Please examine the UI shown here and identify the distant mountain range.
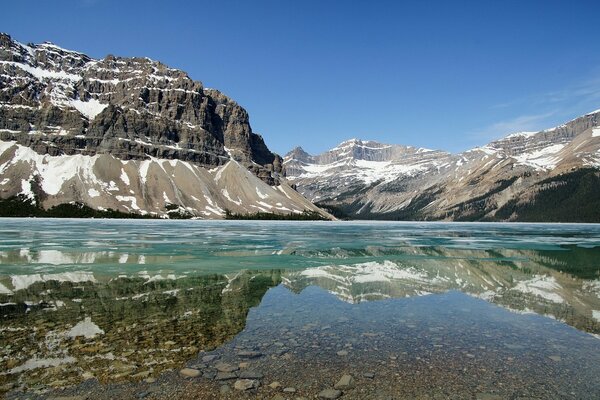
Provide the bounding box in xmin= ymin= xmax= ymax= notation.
xmin=0 ymin=33 xmax=327 ymax=218
xmin=1 ymin=32 xmax=599 ymax=221
xmin=284 ymin=110 xmax=600 ymax=221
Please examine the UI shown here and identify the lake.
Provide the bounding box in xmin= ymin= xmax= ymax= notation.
xmin=1 ymin=219 xmax=599 ymax=399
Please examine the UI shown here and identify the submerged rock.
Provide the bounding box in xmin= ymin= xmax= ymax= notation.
xmin=238 ymin=350 xmax=263 ymax=358
xmin=318 ymin=388 xmax=342 ymax=399
xmin=179 ymin=368 xmax=201 ymax=378
xmin=239 ymin=369 xmax=264 ymax=379
xmin=215 ymin=372 xmax=238 ymax=381
xmin=215 ymin=362 xmax=239 ymax=373
xmin=334 ymin=374 xmax=354 ymax=390
xmin=234 ymin=379 xmax=260 ymax=390
xmin=220 ymin=384 xmax=231 ymax=394
xmin=268 ymin=381 xmax=282 ymax=389
xmin=202 ymin=355 xmax=219 ymax=363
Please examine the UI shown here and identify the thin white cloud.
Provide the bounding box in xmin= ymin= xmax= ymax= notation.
xmin=477 ymin=70 xmax=600 ymax=144
xmin=491 ymin=72 xmax=600 ymax=112
xmin=472 ymin=112 xmax=556 ymax=142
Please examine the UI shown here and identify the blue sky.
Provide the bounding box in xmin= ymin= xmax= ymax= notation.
xmin=2 ymin=0 xmax=600 ymax=155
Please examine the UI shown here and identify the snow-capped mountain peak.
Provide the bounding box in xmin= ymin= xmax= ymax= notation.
xmin=285 ymin=109 xmax=600 ymax=220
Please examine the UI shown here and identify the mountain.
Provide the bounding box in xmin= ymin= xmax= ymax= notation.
xmin=284 ymin=111 xmax=600 ymax=221
xmin=0 ymin=33 xmax=327 ymax=218
xmin=282 ymin=248 xmax=600 ymax=336
xmin=0 ymin=269 xmax=281 ymax=390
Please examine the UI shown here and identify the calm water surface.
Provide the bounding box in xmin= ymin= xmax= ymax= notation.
xmin=0 ymin=219 xmax=599 ymax=399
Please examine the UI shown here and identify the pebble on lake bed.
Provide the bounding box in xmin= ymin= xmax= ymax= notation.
xmin=234 ymin=379 xmax=260 ymax=390
xmin=215 ymin=362 xmax=239 ymax=372
xmin=318 ymin=388 xmax=343 ymax=399
xmin=215 ymin=372 xmax=238 ymax=381
xmin=179 ymin=368 xmax=201 ymax=378
xmin=334 ymin=374 xmax=354 ymax=390
xmin=201 ymin=355 xmax=218 ymax=363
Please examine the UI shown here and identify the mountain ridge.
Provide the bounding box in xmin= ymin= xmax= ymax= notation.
xmin=0 ymin=33 xmax=330 ymax=219
xmin=284 ymin=110 xmax=600 ymax=221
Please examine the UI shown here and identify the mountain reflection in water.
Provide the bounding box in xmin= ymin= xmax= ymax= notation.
xmin=0 ymin=270 xmax=282 ymax=392
xmin=0 ymin=220 xmax=599 ymax=398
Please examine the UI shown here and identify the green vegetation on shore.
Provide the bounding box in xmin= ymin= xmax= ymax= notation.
xmin=224 ymin=209 xmax=328 ymax=220
xmin=0 ymin=196 xmax=329 ymax=220
xmin=492 ymin=168 xmax=600 ymax=223
xmin=0 ymin=196 xmax=159 ymax=219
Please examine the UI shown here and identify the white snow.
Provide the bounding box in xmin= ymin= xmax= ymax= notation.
xmin=10 ymin=271 xmax=96 ymax=291
xmin=512 ymin=275 xmax=564 ymax=304
xmin=256 ymin=187 xmax=269 ymax=199
xmin=222 ymin=188 xmax=242 ymax=205
xmin=300 ymin=261 xmax=429 ymax=285
xmin=66 ymin=317 xmax=104 ymax=339
xmin=38 ymin=42 xmax=86 ymax=55
xmin=88 ymin=188 xmax=100 ymax=197
xmin=0 ymin=61 xmax=81 ymax=81
xmin=0 ymin=282 xmax=13 ymax=295
xmin=139 ymin=160 xmax=151 ymax=185
xmin=276 ymin=185 xmax=294 ymax=200
xmin=506 ymin=131 xmax=538 ymax=139
xmin=257 ymin=201 xmax=274 ymax=209
xmin=120 ymin=169 xmax=130 ymax=186
xmin=513 ymin=144 xmax=565 ymax=170
xmin=68 ymin=98 xmax=107 ymax=120
xmin=593 ymin=310 xmax=600 ymax=322
xmin=8 ymin=356 xmax=76 ymax=374
xmin=1 ymin=143 xmax=101 ymax=195
xmin=298 ymin=157 xmax=432 ymax=184
xmin=116 ymin=195 xmax=140 ymax=210
xmin=473 ymin=146 xmax=499 ymax=156
xmin=592 ymin=128 xmax=600 ymax=138
xmin=352 ymin=261 xmax=428 ymax=283
xmin=20 ymin=179 xmax=35 ymax=202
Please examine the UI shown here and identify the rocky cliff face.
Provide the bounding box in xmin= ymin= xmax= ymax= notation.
xmin=0 ymin=33 xmax=328 ymax=218
xmin=285 ymin=111 xmax=600 ymax=221
xmin=0 ymin=33 xmax=281 ymax=179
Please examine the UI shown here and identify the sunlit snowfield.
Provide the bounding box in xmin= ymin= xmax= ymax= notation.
xmin=1 ymin=219 xmax=599 ymax=399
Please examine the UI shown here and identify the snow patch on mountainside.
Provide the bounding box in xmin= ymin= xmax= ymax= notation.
xmin=513 ymin=144 xmax=565 ymax=170
xmin=68 ymin=98 xmax=107 ymax=120
xmin=0 ymin=60 xmax=81 ymax=82
xmin=67 ymin=317 xmax=104 ymax=339
xmin=513 ymin=275 xmax=564 ymax=303
xmin=0 ymin=140 xmax=328 ymax=219
xmin=506 ymin=131 xmax=538 ymax=139
xmin=10 ymin=271 xmax=97 ymax=291
xmin=300 ymin=260 xmax=431 ymax=284
xmin=297 ymin=158 xmax=437 ymax=184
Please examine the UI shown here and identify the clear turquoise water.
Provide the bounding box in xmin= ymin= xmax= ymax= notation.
xmin=2 ymin=218 xmax=600 ymax=275
xmin=1 ymin=219 xmax=600 ymax=398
